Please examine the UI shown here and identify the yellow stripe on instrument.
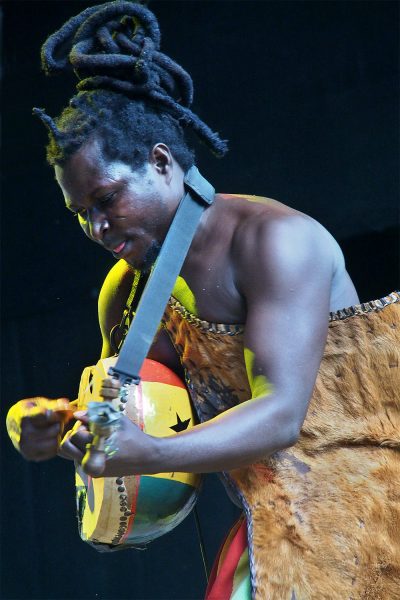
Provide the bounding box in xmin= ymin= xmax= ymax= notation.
xmin=141 ymin=381 xmax=194 ymax=436
xmin=135 ymin=381 xmax=197 ymax=485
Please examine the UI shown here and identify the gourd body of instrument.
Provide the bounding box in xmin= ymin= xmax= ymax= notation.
xmin=75 ymin=357 xmax=201 ymax=549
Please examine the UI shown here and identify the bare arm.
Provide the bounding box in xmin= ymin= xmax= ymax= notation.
xmin=89 ymin=215 xmax=334 ymax=475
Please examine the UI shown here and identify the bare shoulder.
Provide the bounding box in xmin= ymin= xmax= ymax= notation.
xmin=226 ymin=194 xmax=359 ymax=311
xmin=232 ymin=205 xmax=336 ymax=298
xmin=98 ymin=260 xmax=136 ymax=355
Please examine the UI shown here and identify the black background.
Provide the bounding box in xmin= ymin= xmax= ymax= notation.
xmin=1 ymin=1 xmax=399 ymax=599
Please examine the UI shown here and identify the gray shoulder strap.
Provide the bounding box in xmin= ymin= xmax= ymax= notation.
xmin=108 ymin=166 xmax=214 ymax=385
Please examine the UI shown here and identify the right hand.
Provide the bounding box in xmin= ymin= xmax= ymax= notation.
xmin=6 ymin=397 xmax=73 ymax=461
xmin=58 ymin=413 xmax=93 ymax=463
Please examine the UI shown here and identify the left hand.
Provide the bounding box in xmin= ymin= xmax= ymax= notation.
xmin=58 ymin=375 xmax=121 ymax=464
xmin=79 ymin=411 xmax=158 ymax=478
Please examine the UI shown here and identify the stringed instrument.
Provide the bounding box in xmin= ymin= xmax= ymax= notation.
xmin=74 ymin=356 xmax=201 ymax=550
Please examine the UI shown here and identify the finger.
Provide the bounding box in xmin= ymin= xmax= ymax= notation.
xmin=25 ymin=410 xmax=65 ymax=428
xmin=64 ymin=427 xmax=93 ymax=452
xmin=59 ymin=426 xmax=92 ymax=460
xmin=29 ymin=450 xmax=58 ymax=462
xmin=73 ymin=411 xmax=89 ymax=424
xmin=21 ymin=420 xmax=62 ymax=439
xmin=82 ymin=447 xmax=106 ymax=477
xmin=20 ymin=437 xmax=60 ymax=461
xmin=58 ymin=437 xmax=85 ymax=462
xmin=99 ymin=387 xmax=121 ymax=400
xmin=73 ymin=433 xmax=93 ymax=454
xmin=101 ymin=377 xmax=121 ymax=390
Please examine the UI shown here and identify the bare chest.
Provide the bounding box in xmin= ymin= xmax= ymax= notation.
xmin=178 ymin=245 xmax=245 ymax=324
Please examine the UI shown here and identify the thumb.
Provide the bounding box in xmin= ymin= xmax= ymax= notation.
xmin=73 ymin=410 xmax=89 ymax=424
xmin=81 ymin=446 xmax=106 ymax=477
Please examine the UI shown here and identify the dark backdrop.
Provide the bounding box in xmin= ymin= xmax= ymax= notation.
xmin=1 ymin=1 xmax=399 ymax=599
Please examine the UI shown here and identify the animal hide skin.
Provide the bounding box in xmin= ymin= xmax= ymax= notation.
xmin=163 ymin=293 xmax=400 ymax=600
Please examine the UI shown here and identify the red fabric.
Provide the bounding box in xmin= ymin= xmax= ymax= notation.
xmin=205 ymin=517 xmax=248 ymax=600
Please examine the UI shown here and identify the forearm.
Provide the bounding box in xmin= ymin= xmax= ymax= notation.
xmin=148 ymin=394 xmax=300 ymax=474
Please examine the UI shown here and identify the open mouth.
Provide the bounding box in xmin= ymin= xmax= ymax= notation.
xmin=112 ymin=241 xmax=126 ymax=255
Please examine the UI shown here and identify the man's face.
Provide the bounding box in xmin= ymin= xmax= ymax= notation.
xmin=55 ymin=139 xmax=178 ymax=271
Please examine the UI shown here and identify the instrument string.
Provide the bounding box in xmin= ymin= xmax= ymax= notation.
xmin=193 ymin=506 xmax=209 ymax=584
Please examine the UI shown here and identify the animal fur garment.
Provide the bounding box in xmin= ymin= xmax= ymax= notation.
xmin=163 ymin=292 xmax=400 ymax=600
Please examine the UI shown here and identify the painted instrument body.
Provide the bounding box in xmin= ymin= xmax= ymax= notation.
xmin=75 ymin=357 xmax=201 ymax=550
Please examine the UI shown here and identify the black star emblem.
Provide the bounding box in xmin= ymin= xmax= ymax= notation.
xmin=170 ymin=413 xmax=191 ymax=433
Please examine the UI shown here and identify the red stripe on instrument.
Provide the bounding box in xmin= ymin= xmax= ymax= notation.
xmin=139 ymin=359 xmax=186 ymax=388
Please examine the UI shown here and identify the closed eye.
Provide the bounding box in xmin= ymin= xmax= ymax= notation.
xmin=98 ymin=191 xmax=117 ymax=207
xmin=65 ymin=190 xmax=116 ymax=219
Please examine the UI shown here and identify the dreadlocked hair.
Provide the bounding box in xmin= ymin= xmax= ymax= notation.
xmin=33 ymin=0 xmax=228 ymax=170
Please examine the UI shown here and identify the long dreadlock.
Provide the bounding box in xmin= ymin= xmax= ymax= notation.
xmin=33 ymin=1 xmax=228 ymax=170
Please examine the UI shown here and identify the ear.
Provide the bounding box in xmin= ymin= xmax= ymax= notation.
xmin=149 ymin=144 xmax=173 ymax=179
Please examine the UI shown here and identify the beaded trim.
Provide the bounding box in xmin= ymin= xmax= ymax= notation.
xmin=110 ymin=383 xmax=131 ymax=546
xmin=329 ymin=291 xmax=400 ymax=322
xmin=168 ymin=292 xmax=400 ymax=332
xmin=168 ymin=297 xmax=244 ymax=335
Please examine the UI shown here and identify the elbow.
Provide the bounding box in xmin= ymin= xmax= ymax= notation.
xmin=274 ymin=406 xmax=302 ymax=450
xmin=283 ymin=424 xmax=300 ymax=448
xmin=254 ymin=418 xmax=299 ymax=463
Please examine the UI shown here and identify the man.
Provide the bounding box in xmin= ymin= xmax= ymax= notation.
xmin=6 ymin=2 xmax=400 ymax=598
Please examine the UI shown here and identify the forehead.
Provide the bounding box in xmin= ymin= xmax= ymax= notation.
xmin=54 ymin=139 xmax=138 ymax=202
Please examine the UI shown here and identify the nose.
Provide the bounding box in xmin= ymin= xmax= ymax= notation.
xmin=85 ymin=207 xmax=109 ymax=243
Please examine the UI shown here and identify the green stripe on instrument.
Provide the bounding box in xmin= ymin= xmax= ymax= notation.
xmin=124 ymin=476 xmax=197 ymax=545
